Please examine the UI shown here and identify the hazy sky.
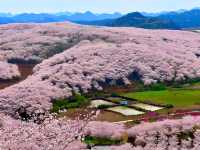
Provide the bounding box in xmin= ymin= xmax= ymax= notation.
xmin=1 ymin=0 xmax=200 ymax=14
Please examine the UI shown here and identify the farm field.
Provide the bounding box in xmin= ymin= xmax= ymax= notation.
xmin=132 ymin=103 xmax=164 ymax=111
xmin=107 ymin=106 xmax=144 ymax=116
xmin=123 ymin=89 xmax=200 ymax=107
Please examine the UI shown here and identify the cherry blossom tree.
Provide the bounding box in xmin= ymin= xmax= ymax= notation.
xmin=1 ymin=23 xmax=200 ymax=149
xmin=0 ymin=61 xmax=20 ymax=80
xmin=85 ymin=116 xmax=200 ymax=149
xmin=1 ymin=22 xmax=200 ymax=116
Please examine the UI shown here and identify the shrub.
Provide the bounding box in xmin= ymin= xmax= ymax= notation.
xmin=71 ymin=93 xmax=88 ymax=103
xmin=132 ymin=120 xmax=141 ymax=125
xmin=171 ymin=78 xmax=200 ymax=88
xmin=111 ymin=93 xmax=119 ymax=97
xmin=177 ymin=131 xmax=194 ymax=141
xmin=84 ymin=136 xmax=121 ymax=146
xmin=171 ymin=82 xmax=183 ymax=88
xmin=84 ymin=91 xmax=106 ymax=99
xmin=51 ymin=105 xmax=61 ymax=113
xmin=51 ymin=93 xmax=89 ymax=113
xmin=165 ymin=104 xmax=174 ymax=109
xmin=146 ymin=83 xmax=167 ymax=91
xmin=97 ymin=104 xmax=111 ymax=109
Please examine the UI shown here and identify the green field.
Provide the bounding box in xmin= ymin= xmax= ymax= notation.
xmin=123 ymin=89 xmax=200 ymax=107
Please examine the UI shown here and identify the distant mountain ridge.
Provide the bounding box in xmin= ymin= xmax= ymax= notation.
xmin=0 ymin=11 xmax=122 ymax=24
xmin=1 ymin=8 xmax=200 ymax=29
xmin=158 ymin=9 xmax=200 ymax=28
xmin=78 ymin=12 xmax=180 ymax=30
xmin=77 ymin=8 xmax=200 ymax=29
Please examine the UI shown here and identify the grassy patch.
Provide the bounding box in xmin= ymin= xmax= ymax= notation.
xmin=84 ymin=136 xmax=121 ymax=146
xmin=51 ymin=93 xmax=89 ymax=113
xmin=107 ymin=97 xmax=122 ymax=103
xmin=123 ymin=89 xmax=200 ymax=107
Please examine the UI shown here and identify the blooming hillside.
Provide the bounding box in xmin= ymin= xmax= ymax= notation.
xmin=1 ymin=23 xmax=200 ymax=116
xmin=0 ymin=22 xmax=125 ymax=63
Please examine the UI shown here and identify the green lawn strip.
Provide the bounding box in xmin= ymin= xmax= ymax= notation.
xmin=84 ymin=136 xmax=121 ymax=146
xmin=106 ymin=97 xmax=122 ymax=104
xmin=122 ymin=89 xmax=200 ymax=107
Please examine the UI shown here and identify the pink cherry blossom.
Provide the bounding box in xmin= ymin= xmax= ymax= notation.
xmin=85 ymin=116 xmax=200 ymax=149
xmin=0 ymin=113 xmax=87 ymax=150
xmin=1 ymin=23 xmax=200 ymax=149
xmin=84 ymin=121 xmax=125 ymax=140
xmin=1 ymin=23 xmax=200 ymax=115
xmin=0 ymin=61 xmax=20 ymax=80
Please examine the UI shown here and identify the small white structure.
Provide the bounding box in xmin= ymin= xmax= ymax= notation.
xmin=90 ymin=100 xmax=115 ymax=108
xmin=107 ymin=106 xmax=144 ymax=116
xmin=120 ymin=101 xmax=128 ymax=105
